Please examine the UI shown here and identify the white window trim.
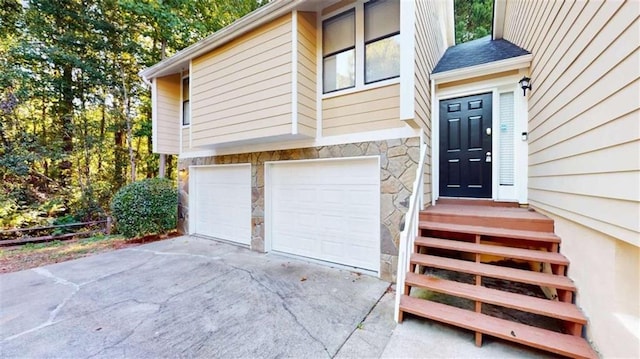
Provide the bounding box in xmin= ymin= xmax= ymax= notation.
xmin=151 ymin=78 xmax=159 ymax=153
xmin=188 ymin=62 xmax=193 ymax=149
xmin=320 ymin=0 xmax=401 ymax=99
xmin=322 ymin=77 xmax=400 ymax=99
xmin=291 ymin=10 xmax=299 ymax=135
xmin=180 ymin=74 xmax=191 ymax=129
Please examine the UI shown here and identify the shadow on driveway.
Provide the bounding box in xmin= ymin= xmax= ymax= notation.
xmin=1 ymin=236 xmax=390 ymax=358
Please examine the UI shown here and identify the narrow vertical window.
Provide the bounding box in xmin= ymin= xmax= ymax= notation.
xmin=323 ymin=9 xmax=355 ymax=93
xmin=364 ymin=0 xmax=400 ymax=84
xmin=182 ymin=77 xmax=190 ymax=126
xmin=499 ymin=92 xmax=515 ymax=186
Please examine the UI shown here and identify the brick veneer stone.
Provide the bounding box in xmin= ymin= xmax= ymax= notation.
xmin=178 ymin=137 xmax=420 ymax=281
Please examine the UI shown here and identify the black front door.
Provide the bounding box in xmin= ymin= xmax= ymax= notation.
xmin=439 ymin=93 xmax=492 ymax=198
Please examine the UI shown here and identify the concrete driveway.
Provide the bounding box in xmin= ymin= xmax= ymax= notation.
xmin=0 ymin=236 xmax=390 ymax=358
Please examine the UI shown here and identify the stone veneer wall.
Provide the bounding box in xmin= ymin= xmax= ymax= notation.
xmin=178 ymin=137 xmax=421 ymax=281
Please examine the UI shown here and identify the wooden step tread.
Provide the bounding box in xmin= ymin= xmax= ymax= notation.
xmin=422 ymin=205 xmax=551 ymax=221
xmin=411 ymin=253 xmax=577 ymax=291
xmin=399 ymin=295 xmax=597 ymax=359
xmin=415 ymin=237 xmax=569 ymax=265
xmin=405 ymin=272 xmax=586 ymax=324
xmin=419 ymin=221 xmax=560 ymax=243
xmin=434 ymin=198 xmax=520 ymax=207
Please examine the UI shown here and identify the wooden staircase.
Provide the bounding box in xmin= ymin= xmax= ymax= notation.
xmin=397 ymin=199 xmax=597 ymax=358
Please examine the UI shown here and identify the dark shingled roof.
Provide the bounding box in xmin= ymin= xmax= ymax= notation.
xmin=432 ymin=36 xmax=530 ymax=74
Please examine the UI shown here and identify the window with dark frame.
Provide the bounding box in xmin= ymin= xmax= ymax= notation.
xmin=322 ymin=9 xmax=356 ymax=93
xmin=364 ymin=0 xmax=400 ymax=84
xmin=182 ymin=77 xmax=190 ymax=126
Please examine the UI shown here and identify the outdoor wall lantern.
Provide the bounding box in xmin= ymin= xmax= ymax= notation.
xmin=519 ymin=76 xmax=532 ymax=96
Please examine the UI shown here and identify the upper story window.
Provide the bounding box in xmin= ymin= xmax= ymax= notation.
xmin=364 ymin=0 xmax=400 ymax=84
xmin=323 ymin=9 xmax=356 ymax=93
xmin=322 ymin=0 xmax=400 ymax=94
xmin=182 ymin=77 xmax=190 ymax=126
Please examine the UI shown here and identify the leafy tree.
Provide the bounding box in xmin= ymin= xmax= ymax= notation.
xmin=0 ymin=0 xmax=22 ymax=37
xmin=454 ymin=0 xmax=494 ymax=44
xmin=0 ymin=0 xmax=263 ymax=229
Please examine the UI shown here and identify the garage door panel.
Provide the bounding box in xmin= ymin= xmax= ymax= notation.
xmin=270 ymin=158 xmax=380 ymax=272
xmin=349 ymin=218 xmax=376 ymax=235
xmin=191 ymin=165 xmax=251 ymax=245
xmin=276 ymin=235 xmax=315 ymax=256
xmin=319 ymin=214 xmax=344 ymax=231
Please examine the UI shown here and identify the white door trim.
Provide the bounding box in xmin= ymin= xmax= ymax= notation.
xmin=264 ymin=156 xmax=381 ymax=274
xmin=431 ymin=71 xmax=529 ymax=204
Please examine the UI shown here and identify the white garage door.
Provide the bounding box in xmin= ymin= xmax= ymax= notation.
xmin=269 ymin=158 xmax=380 ymax=272
xmin=190 ymin=165 xmax=251 ymax=245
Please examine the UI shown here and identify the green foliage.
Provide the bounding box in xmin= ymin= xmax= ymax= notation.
xmin=0 ymin=0 xmax=22 ymax=37
xmin=0 ymin=0 xmax=262 ymax=228
xmin=21 ymin=240 xmax=64 ymax=251
xmin=110 ymin=178 xmax=177 ymax=238
xmin=51 ymin=214 xmax=77 ymax=235
xmin=0 ymin=193 xmax=66 ymax=229
xmin=454 ymin=0 xmax=493 ymax=44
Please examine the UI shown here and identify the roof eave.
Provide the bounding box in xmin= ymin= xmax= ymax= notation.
xmin=431 ymin=54 xmax=532 ymax=84
xmin=139 ymin=0 xmax=300 ymax=81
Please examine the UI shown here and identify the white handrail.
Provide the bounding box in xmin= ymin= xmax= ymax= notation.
xmin=394 ymin=140 xmax=428 ymax=322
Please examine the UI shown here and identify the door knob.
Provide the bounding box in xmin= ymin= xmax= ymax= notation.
xmin=486 ymin=152 xmax=492 ymax=163
xmin=486 ymin=128 xmax=492 ymax=135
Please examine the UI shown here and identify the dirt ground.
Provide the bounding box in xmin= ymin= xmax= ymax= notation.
xmin=0 ymin=233 xmax=178 ymax=274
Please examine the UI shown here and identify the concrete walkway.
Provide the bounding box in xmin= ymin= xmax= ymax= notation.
xmin=336 ymin=290 xmax=552 ymax=359
xmin=1 ymin=236 xmax=553 ymax=358
xmin=0 ymin=236 xmax=388 ymax=358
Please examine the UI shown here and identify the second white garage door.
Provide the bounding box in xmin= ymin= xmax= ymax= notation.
xmin=268 ymin=158 xmax=380 ymax=272
xmin=189 ymin=164 xmax=251 ymax=246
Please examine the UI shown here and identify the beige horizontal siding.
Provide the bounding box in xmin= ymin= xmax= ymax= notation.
xmin=414 ymin=0 xmax=447 ymax=133
xmin=202 ymin=124 xmax=292 ymax=145
xmin=415 ymin=0 xmax=448 ymax=205
xmin=190 ymin=14 xmax=293 ymax=147
xmin=154 ymin=74 xmax=181 ymax=154
xmin=502 ymin=0 xmax=639 ymax=245
xmin=181 ymin=129 xmax=190 ymax=153
xmin=296 ymin=11 xmax=317 ymax=138
xmin=322 ymin=84 xmax=402 ymax=136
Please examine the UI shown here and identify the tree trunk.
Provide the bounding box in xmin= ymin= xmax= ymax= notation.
xmin=166 ymin=154 xmax=174 ymax=180
xmin=59 ymin=65 xmax=75 ymax=189
xmin=114 ymin=130 xmax=125 ymax=189
xmin=120 ymin=67 xmax=136 ymax=183
xmin=98 ymin=100 xmax=106 ymax=173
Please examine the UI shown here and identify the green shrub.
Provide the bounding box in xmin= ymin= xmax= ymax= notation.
xmin=110 ymin=178 xmax=178 ymax=238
